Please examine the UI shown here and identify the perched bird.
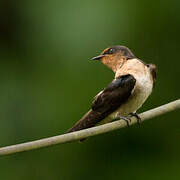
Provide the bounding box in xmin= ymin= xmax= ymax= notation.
xmin=67 ymin=45 xmax=157 ymax=134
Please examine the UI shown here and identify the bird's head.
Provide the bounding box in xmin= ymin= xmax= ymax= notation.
xmin=91 ymin=45 xmax=136 ymax=72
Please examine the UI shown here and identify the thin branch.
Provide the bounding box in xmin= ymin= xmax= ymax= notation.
xmin=0 ymin=99 xmax=180 ymax=156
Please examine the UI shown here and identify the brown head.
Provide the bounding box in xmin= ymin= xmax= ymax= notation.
xmin=91 ymin=45 xmax=136 ymax=72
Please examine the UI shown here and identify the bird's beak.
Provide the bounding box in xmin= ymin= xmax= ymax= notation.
xmin=91 ymin=54 xmax=105 ymax=60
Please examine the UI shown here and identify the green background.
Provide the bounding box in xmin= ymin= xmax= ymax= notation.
xmin=0 ymin=0 xmax=180 ymax=179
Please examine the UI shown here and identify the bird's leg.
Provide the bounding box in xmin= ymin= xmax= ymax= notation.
xmin=128 ymin=112 xmax=141 ymax=124
xmin=114 ymin=114 xmax=132 ymax=127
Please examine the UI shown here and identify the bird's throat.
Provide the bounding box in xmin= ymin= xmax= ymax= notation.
xmin=101 ymin=55 xmax=126 ymax=72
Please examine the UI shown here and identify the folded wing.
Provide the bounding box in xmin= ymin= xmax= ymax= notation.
xmin=67 ymin=74 xmax=136 ymax=133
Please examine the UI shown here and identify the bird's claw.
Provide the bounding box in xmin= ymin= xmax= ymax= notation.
xmin=128 ymin=112 xmax=141 ymax=124
xmin=117 ymin=116 xmax=132 ymax=127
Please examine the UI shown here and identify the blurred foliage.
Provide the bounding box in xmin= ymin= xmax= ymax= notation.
xmin=0 ymin=0 xmax=180 ymax=179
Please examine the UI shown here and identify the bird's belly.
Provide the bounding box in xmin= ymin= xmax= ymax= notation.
xmin=116 ymin=90 xmax=147 ymax=116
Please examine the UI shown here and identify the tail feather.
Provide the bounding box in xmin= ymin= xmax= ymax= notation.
xmin=67 ymin=109 xmax=105 ymax=133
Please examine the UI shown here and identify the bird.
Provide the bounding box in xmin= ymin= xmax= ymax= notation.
xmin=67 ymin=45 xmax=157 ymax=135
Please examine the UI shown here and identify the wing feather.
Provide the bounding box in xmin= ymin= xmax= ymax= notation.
xmin=67 ymin=74 xmax=136 ymax=133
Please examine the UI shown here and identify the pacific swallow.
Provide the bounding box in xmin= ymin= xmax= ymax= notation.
xmin=67 ymin=45 xmax=157 ymax=136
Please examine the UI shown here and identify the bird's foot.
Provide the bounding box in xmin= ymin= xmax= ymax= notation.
xmin=116 ymin=115 xmax=132 ymax=127
xmin=128 ymin=112 xmax=141 ymax=124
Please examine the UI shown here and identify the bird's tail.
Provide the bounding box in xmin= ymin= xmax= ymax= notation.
xmin=66 ymin=109 xmax=104 ymax=133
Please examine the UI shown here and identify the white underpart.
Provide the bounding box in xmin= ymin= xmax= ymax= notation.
xmin=100 ymin=59 xmax=153 ymax=124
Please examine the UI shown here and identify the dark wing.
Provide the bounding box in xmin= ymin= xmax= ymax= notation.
xmin=92 ymin=74 xmax=136 ymax=114
xmin=67 ymin=74 xmax=136 ymax=133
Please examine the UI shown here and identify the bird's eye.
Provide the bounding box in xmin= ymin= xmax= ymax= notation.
xmin=104 ymin=48 xmax=115 ymax=55
xmin=108 ymin=48 xmax=114 ymax=54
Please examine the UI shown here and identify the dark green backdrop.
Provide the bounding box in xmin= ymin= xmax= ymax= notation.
xmin=0 ymin=1 xmax=179 ymax=179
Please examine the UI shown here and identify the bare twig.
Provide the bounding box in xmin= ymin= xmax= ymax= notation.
xmin=0 ymin=99 xmax=180 ymax=156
